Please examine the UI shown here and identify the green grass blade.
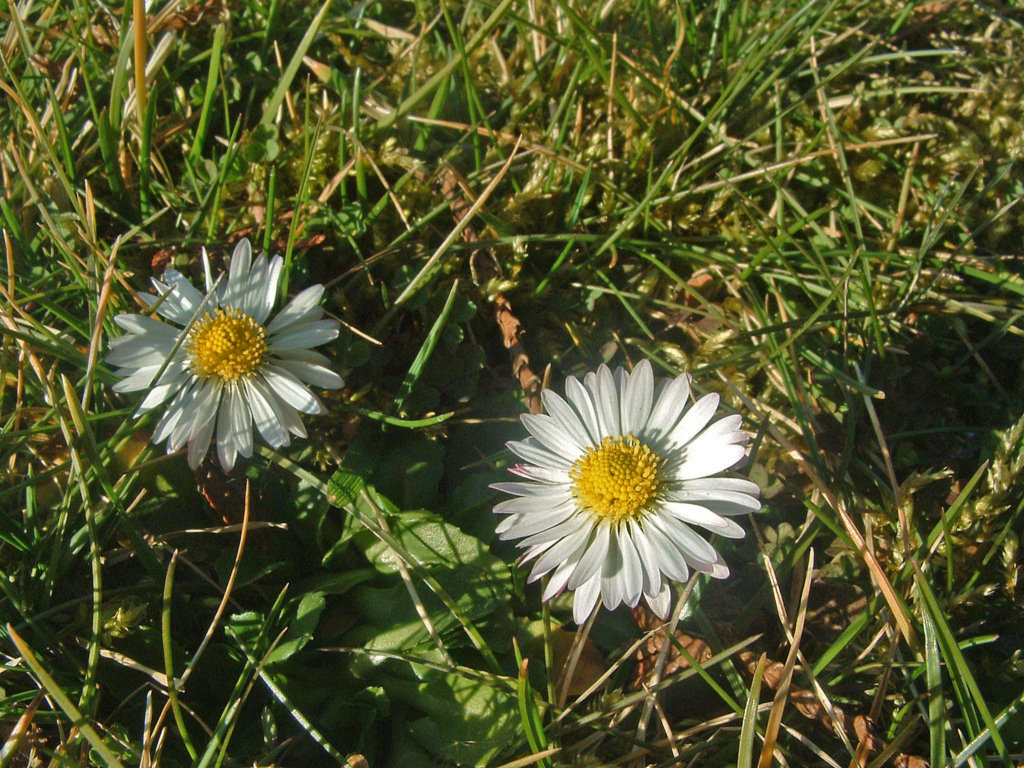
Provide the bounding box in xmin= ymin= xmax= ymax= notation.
xmin=259 ymin=0 xmax=333 ymax=127
xmin=393 ymin=280 xmax=461 ymax=415
xmin=737 ymin=653 xmax=766 ymax=768
xmin=7 ymin=625 xmax=127 ymax=768
xmin=911 ymin=560 xmax=1011 ymax=764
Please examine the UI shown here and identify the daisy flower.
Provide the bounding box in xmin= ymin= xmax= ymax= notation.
xmin=492 ymin=360 xmax=760 ymax=624
xmin=108 ymin=238 xmax=343 ymax=471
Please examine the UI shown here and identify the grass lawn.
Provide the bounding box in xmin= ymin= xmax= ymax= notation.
xmin=2 ymin=0 xmax=1024 ymax=765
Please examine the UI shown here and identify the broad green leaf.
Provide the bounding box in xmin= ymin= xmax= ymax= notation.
xmin=386 ymin=667 xmax=522 ymax=766
xmin=344 ymin=508 xmax=512 ymax=653
xmin=357 ymin=509 xmax=505 ymax=577
xmin=267 ymin=591 xmax=326 ymax=664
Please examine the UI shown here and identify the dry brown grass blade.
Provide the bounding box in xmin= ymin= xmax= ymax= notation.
xmin=132 ymin=0 xmax=147 ymax=129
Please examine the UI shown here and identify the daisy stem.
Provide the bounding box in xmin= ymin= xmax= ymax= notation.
xmin=541 ymin=585 xmax=556 ymax=706
xmin=634 ymin=576 xmax=700 ymax=747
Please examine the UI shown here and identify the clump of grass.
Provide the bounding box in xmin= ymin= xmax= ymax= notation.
xmin=1 ymin=0 xmax=1023 ymax=766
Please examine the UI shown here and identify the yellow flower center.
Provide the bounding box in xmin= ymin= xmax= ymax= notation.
xmin=570 ymin=435 xmax=662 ymax=522
xmin=187 ymin=308 xmax=267 ymax=382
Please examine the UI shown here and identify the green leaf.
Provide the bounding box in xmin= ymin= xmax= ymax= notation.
xmin=358 ymin=509 xmax=499 ymax=576
xmin=347 ymin=508 xmax=512 ymax=652
xmin=375 ymin=434 xmax=445 ymax=510
xmin=327 ymin=469 xmax=366 ymax=508
xmin=267 ymin=591 xmax=326 ymax=664
xmin=386 ymin=667 xmax=522 ymax=766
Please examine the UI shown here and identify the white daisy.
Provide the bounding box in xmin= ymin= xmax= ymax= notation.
xmin=108 ymin=238 xmax=343 ymax=471
xmin=493 ymin=360 xmax=760 ymax=624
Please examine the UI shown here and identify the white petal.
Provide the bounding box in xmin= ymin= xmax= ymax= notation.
xmin=600 ymin=535 xmax=626 ymax=610
xmin=649 ymin=514 xmax=720 ymax=569
xmin=572 ymin=574 xmax=603 ymax=624
xmin=644 ymin=582 xmax=672 ymax=619
xmin=641 ymin=518 xmax=691 ymax=582
xmin=254 ymin=374 xmax=306 ymax=438
xmin=261 ymin=365 xmax=324 ymax=414
xmin=707 ymin=551 xmax=730 ymax=579
xmin=112 ymin=364 xmax=163 ymax=393
xmin=629 ymin=519 xmax=663 ymax=598
xmin=660 ymin=501 xmax=746 ymax=538
xmin=666 ymin=392 xmax=720 ymax=449
xmin=681 ymin=476 xmax=761 ymax=496
xmin=506 ymin=439 xmax=574 ymax=470
xmin=152 ymin=387 xmax=193 ymax=444
xmin=216 ymin=398 xmax=238 ymax=471
xmin=699 ymin=497 xmax=763 ymax=516
xmin=541 ymin=558 xmax=577 ymax=602
xmin=512 ymin=510 xmax=588 ymax=547
xmin=239 ymin=253 xmax=268 ymax=319
xmin=566 ymin=523 xmax=611 ymax=590
xmin=113 ymin=313 xmax=180 ymax=338
xmin=107 ymin=337 xmax=178 ymax=368
xmin=645 ymin=372 xmax=691 ymax=439
xmin=168 ymin=379 xmax=219 ymax=451
xmin=274 ymin=357 xmax=344 ymax=389
xmin=620 ymin=359 xmax=654 ymax=435
xmin=493 ymin=493 xmax=573 ymax=518
xmin=665 ymin=486 xmax=761 ymax=515
xmin=675 ymin=443 xmax=746 ymax=480
xmin=229 ymin=385 xmax=254 ymax=459
xmin=242 ymin=377 xmax=290 ymax=448
xmin=526 ymin=520 xmax=594 ymax=580
xmin=165 ymin=382 xmax=203 ymax=450
xmin=490 ymin=482 xmax=571 ymax=498
xmin=496 ymin=504 xmax=579 ymax=539
xmin=601 ymin=528 xmax=643 ymax=609
xmin=508 ymin=464 xmax=571 ymax=484
xmin=162 ymin=270 xmax=207 ymax=321
xmin=521 ymin=413 xmax=585 ymax=459
xmin=564 ymin=375 xmax=603 ymax=445
xmin=224 ymin=238 xmax=252 ymax=309
xmin=182 ymin=380 xmax=222 ymax=446
xmin=235 ymin=252 xmax=263 ymax=316
xmin=695 ymin=413 xmax=743 ymax=440
xmin=591 ymin=366 xmax=621 ymax=437
xmin=273 ymin=346 xmax=331 ymax=368
xmin=267 ymin=320 xmax=340 ymax=351
xmin=271 ymin=389 xmax=308 ymax=438
xmin=201 ymin=247 xmax=215 ymax=293
xmin=255 ymin=256 xmax=284 ymax=325
xmin=266 ymin=284 xmax=326 ymax=335
xmin=666 ymin=485 xmax=761 ymax=507
xmin=540 ymin=389 xmax=594 ymax=451
xmin=136 ymin=368 xmax=193 ymax=410
xmin=616 ymin=525 xmax=645 ymax=607
xmin=187 ymin=407 xmax=217 ymax=468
